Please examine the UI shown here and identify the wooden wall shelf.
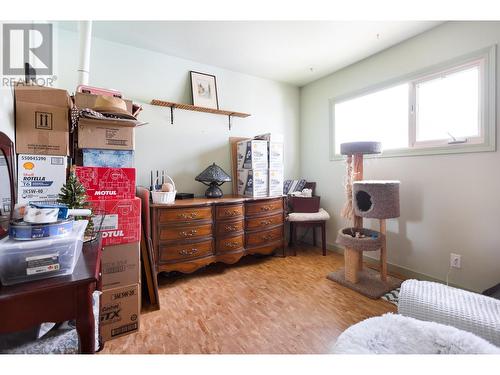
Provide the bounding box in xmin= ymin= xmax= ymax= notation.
xmin=150 ymin=99 xmax=251 ymax=130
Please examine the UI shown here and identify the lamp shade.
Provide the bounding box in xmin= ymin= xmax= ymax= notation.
xmin=195 ymin=163 xmax=231 ymax=183
xmin=195 ymin=163 xmax=231 ymax=198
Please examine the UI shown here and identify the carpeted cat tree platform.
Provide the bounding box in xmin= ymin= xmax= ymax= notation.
xmin=327 ymin=141 xmax=402 ymax=299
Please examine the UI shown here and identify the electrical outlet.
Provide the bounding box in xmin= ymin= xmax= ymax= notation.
xmin=450 ymin=253 xmax=462 ymax=269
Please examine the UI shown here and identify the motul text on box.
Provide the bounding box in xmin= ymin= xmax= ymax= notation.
xmin=91 ymin=198 xmax=141 ymax=246
xmin=75 ymin=166 xmax=136 ymax=201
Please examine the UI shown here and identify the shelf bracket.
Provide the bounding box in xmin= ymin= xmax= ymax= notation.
xmin=170 ymin=106 xmax=174 ymax=125
xmin=228 ymin=114 xmax=232 ymax=131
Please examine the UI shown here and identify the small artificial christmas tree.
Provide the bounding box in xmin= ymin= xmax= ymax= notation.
xmin=58 ymin=167 xmax=94 ymax=237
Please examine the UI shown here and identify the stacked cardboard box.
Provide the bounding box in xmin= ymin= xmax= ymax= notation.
xmin=76 ymin=169 xmax=141 ymax=342
xmin=14 ymin=86 xmax=71 ymax=204
xmin=237 ymin=140 xmax=269 ymax=197
xmin=73 ymin=91 xmax=142 ymax=343
xmin=12 ymin=85 xmax=143 ymax=342
xmin=254 ymin=134 xmax=285 ymax=197
xmin=74 ymin=92 xmax=137 ymax=167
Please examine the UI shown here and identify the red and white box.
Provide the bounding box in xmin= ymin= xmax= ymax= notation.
xmin=76 ymin=167 xmax=136 ymax=201
xmin=91 ymin=198 xmax=141 ymax=246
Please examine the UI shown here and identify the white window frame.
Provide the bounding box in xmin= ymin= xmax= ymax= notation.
xmin=329 ymin=45 xmax=496 ymax=161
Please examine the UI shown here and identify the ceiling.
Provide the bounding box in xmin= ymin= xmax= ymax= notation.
xmin=58 ymin=21 xmax=443 ymax=87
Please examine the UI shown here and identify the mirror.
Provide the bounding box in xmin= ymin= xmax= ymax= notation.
xmin=0 ymin=132 xmax=15 ymax=239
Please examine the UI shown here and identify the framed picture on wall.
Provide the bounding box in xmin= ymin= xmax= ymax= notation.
xmin=190 ymin=71 xmax=219 ymax=109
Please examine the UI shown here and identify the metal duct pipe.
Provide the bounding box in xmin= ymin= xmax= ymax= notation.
xmin=77 ymin=21 xmax=92 ymax=85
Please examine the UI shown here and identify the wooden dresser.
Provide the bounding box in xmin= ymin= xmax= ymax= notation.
xmin=150 ymin=195 xmax=285 ymax=273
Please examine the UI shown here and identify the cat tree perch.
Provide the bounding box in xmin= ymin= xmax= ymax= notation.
xmin=330 ymin=141 xmax=401 ymax=297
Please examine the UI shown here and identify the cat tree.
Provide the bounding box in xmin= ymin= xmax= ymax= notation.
xmin=328 ymin=141 xmax=401 ymax=298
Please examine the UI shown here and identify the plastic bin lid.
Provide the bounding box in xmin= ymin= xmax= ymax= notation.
xmin=0 ymin=220 xmax=88 ymax=254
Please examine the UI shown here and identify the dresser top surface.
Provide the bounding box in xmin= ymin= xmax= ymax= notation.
xmin=150 ymin=194 xmax=284 ymax=208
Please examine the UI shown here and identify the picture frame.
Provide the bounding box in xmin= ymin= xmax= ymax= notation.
xmin=190 ymin=71 xmax=219 ymax=109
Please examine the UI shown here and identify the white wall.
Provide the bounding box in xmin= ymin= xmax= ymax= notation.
xmin=300 ymin=21 xmax=500 ymax=292
xmin=54 ymin=27 xmax=300 ymax=195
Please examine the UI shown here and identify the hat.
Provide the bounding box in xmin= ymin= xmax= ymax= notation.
xmin=93 ymin=95 xmax=136 ymax=120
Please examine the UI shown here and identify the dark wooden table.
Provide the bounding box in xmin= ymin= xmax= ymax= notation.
xmin=0 ymin=239 xmax=101 ymax=353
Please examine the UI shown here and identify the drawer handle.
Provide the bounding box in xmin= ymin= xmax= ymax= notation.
xmin=179 ymin=248 xmax=198 ymax=256
xmin=178 ymin=212 xmax=199 ymax=219
xmin=224 ymin=224 xmax=238 ymax=232
xmin=224 ymin=209 xmax=240 ymax=216
xmin=179 ymin=229 xmax=198 ymax=238
xmin=224 ymin=241 xmax=240 ymax=248
xmin=262 ymin=234 xmax=275 ymax=241
xmin=260 ymin=204 xmax=274 ymax=211
xmin=260 ymin=220 xmax=272 ymax=225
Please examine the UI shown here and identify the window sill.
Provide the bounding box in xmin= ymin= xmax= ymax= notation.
xmin=330 ymin=141 xmax=496 ymax=161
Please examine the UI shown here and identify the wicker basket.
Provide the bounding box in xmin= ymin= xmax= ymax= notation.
xmin=151 ymin=175 xmax=177 ymax=204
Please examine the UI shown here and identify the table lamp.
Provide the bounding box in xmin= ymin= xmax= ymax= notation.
xmin=195 ymin=163 xmax=232 ymax=198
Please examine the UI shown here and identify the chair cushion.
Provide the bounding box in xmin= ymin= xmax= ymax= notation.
xmin=332 ymin=313 xmax=500 ymax=354
xmin=288 ymin=208 xmax=330 ymax=222
xmin=398 ymin=279 xmax=500 ymax=347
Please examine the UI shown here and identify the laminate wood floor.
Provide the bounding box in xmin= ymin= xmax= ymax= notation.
xmin=101 ymin=245 xmax=396 ymax=354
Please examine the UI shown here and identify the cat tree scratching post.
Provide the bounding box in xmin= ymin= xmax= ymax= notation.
xmin=329 ymin=143 xmax=402 ymax=298
xmin=339 ymin=142 xmax=382 ymax=284
xmin=346 ymin=153 xmax=364 ymax=283
xmin=352 ymin=180 xmax=400 ymax=282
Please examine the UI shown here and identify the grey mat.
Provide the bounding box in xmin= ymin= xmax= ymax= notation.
xmin=327 ymin=267 xmax=402 ymax=299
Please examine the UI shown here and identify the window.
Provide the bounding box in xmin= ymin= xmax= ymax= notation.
xmin=331 ymin=46 xmax=495 ymax=159
xmin=414 ymin=62 xmax=480 ymax=145
xmin=334 ymin=83 xmax=409 ymax=152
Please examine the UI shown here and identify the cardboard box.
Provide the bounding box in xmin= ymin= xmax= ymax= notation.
xmin=78 ymin=118 xmax=135 ymax=150
xmin=101 ymin=242 xmax=140 ymax=290
xmin=268 ymin=168 xmax=284 ymax=197
xmin=91 ymin=197 xmax=141 ymax=246
xmin=75 ymin=167 xmax=136 ymax=201
xmin=17 ymin=154 xmax=68 ymax=204
xmin=82 ymin=149 xmax=135 ymax=168
xmin=99 ymin=283 xmax=140 ymax=342
xmin=74 ymin=92 xmax=133 ymax=114
xmin=0 ymin=156 xmax=11 ymax=215
xmin=268 ymin=142 xmax=284 ymax=169
xmin=15 ymin=86 xmax=71 ymax=156
xmin=237 ymin=140 xmax=268 ymax=170
xmin=237 ymin=169 xmax=268 ymax=197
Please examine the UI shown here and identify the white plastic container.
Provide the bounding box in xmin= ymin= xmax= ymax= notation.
xmin=0 ymin=220 xmax=87 ymax=285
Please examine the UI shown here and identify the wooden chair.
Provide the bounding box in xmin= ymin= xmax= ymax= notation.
xmin=287 ymin=182 xmax=330 ymax=256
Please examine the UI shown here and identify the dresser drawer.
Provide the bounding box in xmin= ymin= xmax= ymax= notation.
xmin=159 ymin=206 xmax=212 ymax=223
xmin=245 ymin=198 xmax=283 ymax=216
xmin=216 ymin=204 xmax=244 ymax=220
xmin=159 ymin=240 xmax=214 ymax=262
xmin=216 ymin=234 xmax=244 ymax=253
xmin=159 ymin=223 xmax=212 ymax=242
xmin=216 ymin=219 xmax=244 ymax=237
xmin=246 ymin=227 xmax=283 ymax=247
xmin=246 ymin=213 xmax=283 ymax=231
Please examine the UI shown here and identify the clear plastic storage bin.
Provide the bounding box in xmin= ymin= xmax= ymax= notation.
xmin=0 ymin=220 xmax=88 ymax=286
